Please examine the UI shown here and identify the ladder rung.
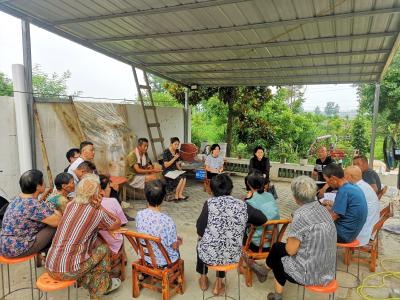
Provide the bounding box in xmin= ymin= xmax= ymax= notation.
xmin=145 ymin=106 xmax=156 ymax=110
xmin=152 ymin=138 xmax=164 ymax=143
xmin=148 ymin=123 xmax=160 ymax=127
xmin=139 ymin=85 xmax=151 ymax=90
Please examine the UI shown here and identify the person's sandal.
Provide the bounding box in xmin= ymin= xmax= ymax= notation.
xmin=104 ymin=278 xmax=121 ymax=295
xmin=243 ymin=255 xmax=269 ymax=283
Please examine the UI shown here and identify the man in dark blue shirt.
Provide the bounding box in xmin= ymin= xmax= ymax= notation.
xmin=322 ymin=163 xmax=367 ymax=243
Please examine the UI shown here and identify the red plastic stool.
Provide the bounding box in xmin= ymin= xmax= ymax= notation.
xmin=36 ymin=272 xmax=77 ymax=300
xmin=336 ymin=240 xmax=360 ymax=288
xmin=203 ymin=263 xmax=240 ymax=300
xmin=302 ymin=279 xmax=338 ymax=300
xmin=0 ymin=254 xmax=38 ymax=300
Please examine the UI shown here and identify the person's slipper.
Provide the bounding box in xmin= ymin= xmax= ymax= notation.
xmin=104 ymin=278 xmax=121 ymax=295
xmin=179 ymin=196 xmax=189 ymax=201
xmin=243 ymin=255 xmax=269 ymax=283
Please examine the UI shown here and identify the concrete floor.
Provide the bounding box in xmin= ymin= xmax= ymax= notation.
xmin=2 ymin=175 xmax=400 ymax=300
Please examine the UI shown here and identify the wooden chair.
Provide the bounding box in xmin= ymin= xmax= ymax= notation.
xmin=345 ymin=203 xmax=393 ymax=272
xmin=377 ymin=185 xmax=388 ymax=200
xmin=111 ymin=246 xmax=127 ymax=281
xmin=123 ymin=231 xmax=184 ymax=300
xmin=242 ymin=219 xmax=291 ymax=287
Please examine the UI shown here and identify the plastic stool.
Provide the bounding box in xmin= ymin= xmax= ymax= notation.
xmin=0 ymin=253 xmax=38 ymax=300
xmin=336 ymin=240 xmax=360 ymax=288
xmin=302 ymin=279 xmax=338 ymax=300
xmin=203 ymin=263 xmax=240 ymax=300
xmin=36 ymin=272 xmax=77 ymax=300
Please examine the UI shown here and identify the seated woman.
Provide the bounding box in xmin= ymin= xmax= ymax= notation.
xmin=241 ymin=172 xmax=280 ymax=278
xmin=245 ymin=145 xmax=271 ymax=199
xmin=47 ymin=172 xmax=75 ymax=214
xmin=162 ymin=137 xmax=187 ymax=201
xmin=205 ymin=144 xmax=224 ymax=180
xmin=45 ymin=174 xmax=122 ymax=300
xmin=249 ymin=176 xmax=337 ymax=300
xmin=98 ymin=175 xmax=128 ymax=278
xmin=196 ymin=174 xmax=267 ymax=295
xmin=136 ymin=180 xmax=182 ymax=267
xmin=0 ymin=170 xmax=61 ymax=258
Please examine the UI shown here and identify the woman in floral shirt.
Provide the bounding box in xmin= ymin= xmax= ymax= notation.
xmin=0 ymin=170 xmax=61 ymax=258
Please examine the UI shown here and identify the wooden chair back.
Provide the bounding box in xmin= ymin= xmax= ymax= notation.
xmin=124 ymin=230 xmax=173 ymax=267
xmin=377 ymin=185 xmax=388 ymax=200
xmin=244 ymin=219 xmax=291 ymax=256
xmin=372 ymin=203 xmax=393 ymax=240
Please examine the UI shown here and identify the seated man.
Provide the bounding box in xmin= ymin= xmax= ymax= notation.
xmin=47 ymin=172 xmax=75 ymax=214
xmin=126 ymin=138 xmax=161 ymax=190
xmin=322 ymin=163 xmax=367 ymax=243
xmin=68 ymin=141 xmax=95 ymax=184
xmin=353 ymin=155 xmax=382 ymax=194
xmin=344 ymin=166 xmax=379 ymax=246
xmin=73 ymin=161 xmax=97 ymax=186
xmin=312 ymin=146 xmax=333 ymax=198
xmin=64 ymin=148 xmax=80 ymax=172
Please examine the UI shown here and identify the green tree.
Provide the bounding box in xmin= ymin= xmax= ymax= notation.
xmin=314 ymin=106 xmax=322 ymax=115
xmin=0 ymin=72 xmax=13 ymax=96
xmin=32 ymin=65 xmax=75 ymax=97
xmin=351 ymin=115 xmax=369 ymax=155
xmin=357 ymin=50 xmax=400 ymax=136
xmin=324 ymin=101 xmax=340 ymax=116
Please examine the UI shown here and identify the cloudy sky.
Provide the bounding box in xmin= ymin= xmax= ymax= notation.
xmin=0 ymin=11 xmax=359 ymax=111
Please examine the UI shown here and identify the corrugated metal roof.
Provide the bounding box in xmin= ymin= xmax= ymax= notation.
xmin=1 ymin=0 xmax=400 ymax=86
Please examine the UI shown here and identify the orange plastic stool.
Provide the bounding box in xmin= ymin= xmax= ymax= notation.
xmin=36 ymin=272 xmax=77 ymax=300
xmin=302 ymin=279 xmax=338 ymax=300
xmin=203 ymin=263 xmax=240 ymax=300
xmin=336 ymin=240 xmax=361 ymax=288
xmin=0 ymin=254 xmax=38 ymax=300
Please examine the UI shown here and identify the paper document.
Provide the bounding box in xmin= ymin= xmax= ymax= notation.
xmin=164 ymin=170 xmax=186 ymax=179
xmin=323 ymin=193 xmax=336 ymax=202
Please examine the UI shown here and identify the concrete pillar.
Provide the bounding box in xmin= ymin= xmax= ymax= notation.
xmin=12 ymin=64 xmax=33 ymax=174
xmin=183 ymin=88 xmax=189 ymax=143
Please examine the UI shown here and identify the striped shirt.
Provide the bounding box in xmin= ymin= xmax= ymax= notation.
xmin=282 ymin=201 xmax=337 ymax=286
xmin=45 ymin=202 xmax=114 ymax=273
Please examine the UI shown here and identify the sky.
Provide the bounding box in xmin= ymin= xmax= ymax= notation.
xmin=0 ymin=11 xmax=359 ymax=111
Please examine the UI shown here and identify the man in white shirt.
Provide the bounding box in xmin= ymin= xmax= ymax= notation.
xmin=68 ymin=141 xmax=95 ymax=184
xmin=344 ymin=166 xmax=379 ymax=246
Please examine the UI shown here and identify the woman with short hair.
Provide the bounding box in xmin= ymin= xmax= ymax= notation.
xmin=45 ymin=174 xmax=122 ymax=300
xmin=205 ymin=143 xmax=224 ymax=180
xmin=47 ymin=172 xmax=75 ymax=214
xmin=196 ymin=174 xmax=267 ymax=295
xmin=136 ymin=180 xmax=182 ymax=266
xmin=0 ymin=169 xmax=61 ymax=258
xmin=249 ymin=176 xmax=337 ymax=300
xmin=245 ymin=146 xmax=271 ymax=199
xmin=162 ymin=137 xmax=188 ymax=201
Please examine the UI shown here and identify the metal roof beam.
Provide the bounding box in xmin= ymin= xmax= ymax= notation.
xmin=380 ymin=33 xmax=400 ymax=81
xmin=181 ymin=72 xmax=380 ymax=82
xmin=0 ymin=3 xmax=187 ymax=87
xmin=121 ymin=32 xmax=396 ymax=56
xmin=54 ymin=0 xmax=249 ymax=25
xmin=145 ymin=49 xmax=390 ymax=67
xmin=200 ymin=79 xmax=374 ymax=86
xmin=166 ymin=62 xmax=384 ymax=75
xmin=92 ymin=7 xmax=400 ymax=42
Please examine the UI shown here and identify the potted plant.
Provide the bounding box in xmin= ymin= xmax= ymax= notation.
xmin=277 ymin=141 xmax=291 ymax=164
xmin=299 ymin=151 xmax=309 ymax=166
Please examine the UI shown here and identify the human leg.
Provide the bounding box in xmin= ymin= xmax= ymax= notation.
xmin=16 ymin=226 xmax=56 ymax=257
xmin=178 ymin=178 xmax=187 ymax=199
xmin=196 ymin=252 xmax=209 ymax=291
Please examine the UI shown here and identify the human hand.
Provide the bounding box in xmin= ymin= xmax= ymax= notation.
xmin=322 ymin=200 xmax=334 ymax=207
xmin=40 ymin=187 xmax=53 ymax=201
xmin=91 ymin=194 xmax=102 ymax=209
xmin=177 ymin=236 xmax=183 ymax=245
xmin=174 ymin=153 xmax=180 ymax=160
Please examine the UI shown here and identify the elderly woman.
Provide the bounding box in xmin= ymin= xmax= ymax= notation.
xmin=205 ymin=144 xmax=224 ymax=180
xmin=196 ymin=174 xmax=266 ymax=295
xmin=136 ymin=179 xmax=182 ymax=266
xmin=250 ymin=176 xmax=336 ymax=300
xmin=45 ymin=174 xmax=122 ymax=300
xmin=0 ymin=170 xmax=61 ymax=258
xmin=162 ymin=137 xmax=188 ymax=201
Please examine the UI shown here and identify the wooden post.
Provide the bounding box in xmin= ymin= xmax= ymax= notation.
xmin=33 ymin=104 xmax=53 ymax=186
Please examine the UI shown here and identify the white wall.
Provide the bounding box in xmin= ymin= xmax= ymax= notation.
xmin=0 ymin=96 xmax=188 ymax=198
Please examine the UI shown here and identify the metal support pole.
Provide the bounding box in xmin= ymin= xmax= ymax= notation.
xmin=183 ymin=88 xmax=189 ymax=143
xmin=21 ymin=20 xmax=36 ymax=168
xmin=369 ymin=82 xmax=380 ymax=168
